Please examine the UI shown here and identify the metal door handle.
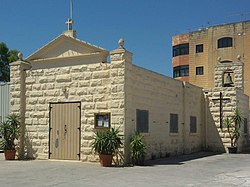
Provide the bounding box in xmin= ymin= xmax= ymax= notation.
xmin=64 ymin=125 xmax=67 ymax=134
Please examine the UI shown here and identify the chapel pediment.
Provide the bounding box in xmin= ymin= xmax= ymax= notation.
xmin=26 ymin=34 xmax=108 ymax=62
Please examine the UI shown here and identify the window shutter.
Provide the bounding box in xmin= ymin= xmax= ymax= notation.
xmin=136 ymin=109 xmax=149 ymax=133
xmin=244 ymin=118 xmax=248 ymax=134
xmin=144 ymin=110 xmax=149 ymax=133
xmin=190 ymin=116 xmax=197 ymax=133
xmin=170 ymin=113 xmax=178 ymax=133
xmin=136 ymin=109 xmax=141 ymax=132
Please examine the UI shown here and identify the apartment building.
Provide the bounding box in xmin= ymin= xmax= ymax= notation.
xmin=172 ymin=20 xmax=250 ymax=97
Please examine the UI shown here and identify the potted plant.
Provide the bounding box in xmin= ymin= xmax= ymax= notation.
xmin=0 ymin=114 xmax=21 ymax=160
xmin=92 ymin=128 xmax=123 ymax=167
xmin=129 ymin=131 xmax=146 ymax=165
xmin=223 ymin=108 xmax=242 ymax=153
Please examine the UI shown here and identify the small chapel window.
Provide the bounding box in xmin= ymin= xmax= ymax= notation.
xmin=136 ymin=109 xmax=149 ymax=133
xmin=94 ymin=113 xmax=111 ymax=129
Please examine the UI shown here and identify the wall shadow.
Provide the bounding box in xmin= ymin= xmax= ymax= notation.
xmin=144 ymin=152 xmax=222 ymax=166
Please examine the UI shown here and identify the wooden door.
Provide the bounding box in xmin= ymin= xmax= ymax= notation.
xmin=49 ymin=102 xmax=81 ymax=160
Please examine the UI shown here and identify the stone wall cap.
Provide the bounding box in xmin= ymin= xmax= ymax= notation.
xmin=110 ymin=48 xmax=133 ymax=55
xmin=10 ymin=60 xmax=24 ymax=66
xmin=10 ymin=60 xmax=31 ymax=69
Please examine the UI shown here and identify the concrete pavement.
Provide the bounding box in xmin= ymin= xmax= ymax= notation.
xmin=0 ymin=152 xmax=250 ymax=187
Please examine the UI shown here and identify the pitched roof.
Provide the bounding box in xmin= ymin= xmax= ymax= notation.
xmin=26 ymin=34 xmax=109 ymax=61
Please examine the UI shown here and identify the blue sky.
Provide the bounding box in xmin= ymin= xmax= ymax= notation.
xmin=1 ymin=0 xmax=250 ymax=77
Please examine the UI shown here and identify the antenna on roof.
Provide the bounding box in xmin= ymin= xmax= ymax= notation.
xmin=225 ymin=12 xmax=250 ymax=22
xmin=66 ymin=0 xmax=74 ymax=30
xmin=70 ymin=0 xmax=73 ymax=20
xmin=64 ymin=0 xmax=76 ymax=38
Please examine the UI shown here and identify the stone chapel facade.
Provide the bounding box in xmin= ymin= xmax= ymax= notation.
xmin=10 ymin=30 xmax=250 ymax=163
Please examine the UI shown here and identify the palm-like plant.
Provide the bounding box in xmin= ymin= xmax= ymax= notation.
xmin=92 ymin=128 xmax=123 ymax=155
xmin=223 ymin=108 xmax=242 ymax=147
xmin=0 ymin=114 xmax=20 ymax=150
xmin=130 ymin=131 xmax=146 ymax=165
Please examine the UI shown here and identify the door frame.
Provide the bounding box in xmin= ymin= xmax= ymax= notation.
xmin=48 ymin=101 xmax=81 ymax=160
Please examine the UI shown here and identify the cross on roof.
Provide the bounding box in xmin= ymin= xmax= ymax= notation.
xmin=66 ymin=18 xmax=73 ymax=30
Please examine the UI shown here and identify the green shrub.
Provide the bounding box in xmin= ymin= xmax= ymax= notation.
xmin=130 ymin=131 xmax=146 ymax=165
xmin=0 ymin=114 xmax=21 ymax=150
xmin=92 ymin=128 xmax=123 ymax=155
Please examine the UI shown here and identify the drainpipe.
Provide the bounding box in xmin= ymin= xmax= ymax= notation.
xmin=204 ymin=93 xmax=208 ymax=150
xmin=182 ymin=82 xmax=186 ymax=154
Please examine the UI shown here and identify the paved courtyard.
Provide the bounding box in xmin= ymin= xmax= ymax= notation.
xmin=0 ymin=152 xmax=250 ymax=187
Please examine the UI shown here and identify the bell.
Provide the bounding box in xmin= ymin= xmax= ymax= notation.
xmin=224 ymin=73 xmax=233 ymax=87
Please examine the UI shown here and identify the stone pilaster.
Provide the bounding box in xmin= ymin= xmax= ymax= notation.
xmin=10 ymin=59 xmax=30 ymax=159
xmin=110 ymin=39 xmax=133 ymax=164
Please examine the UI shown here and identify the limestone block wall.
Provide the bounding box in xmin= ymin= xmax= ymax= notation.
xmin=10 ymin=57 xmax=126 ymax=161
xmin=204 ymin=87 xmax=249 ymax=152
xmin=10 ymin=64 xmax=21 ymax=113
xmin=124 ymin=63 xmax=205 ymax=161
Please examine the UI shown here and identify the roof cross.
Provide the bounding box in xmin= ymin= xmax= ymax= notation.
xmin=66 ymin=18 xmax=73 ymax=30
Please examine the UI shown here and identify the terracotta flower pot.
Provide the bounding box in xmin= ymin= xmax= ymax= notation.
xmin=4 ymin=150 xmax=16 ymax=160
xmin=99 ymin=154 xmax=113 ymax=167
xmin=228 ymin=147 xmax=237 ymax=154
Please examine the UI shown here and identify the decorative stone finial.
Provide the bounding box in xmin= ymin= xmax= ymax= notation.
xmin=217 ymin=57 xmax=221 ymax=63
xmin=18 ymin=52 xmax=23 ymax=60
xmin=237 ymin=55 xmax=241 ymax=61
xmin=118 ymin=38 xmax=124 ymax=49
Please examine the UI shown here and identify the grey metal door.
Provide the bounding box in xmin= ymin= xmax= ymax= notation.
xmin=49 ymin=102 xmax=81 ymax=160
